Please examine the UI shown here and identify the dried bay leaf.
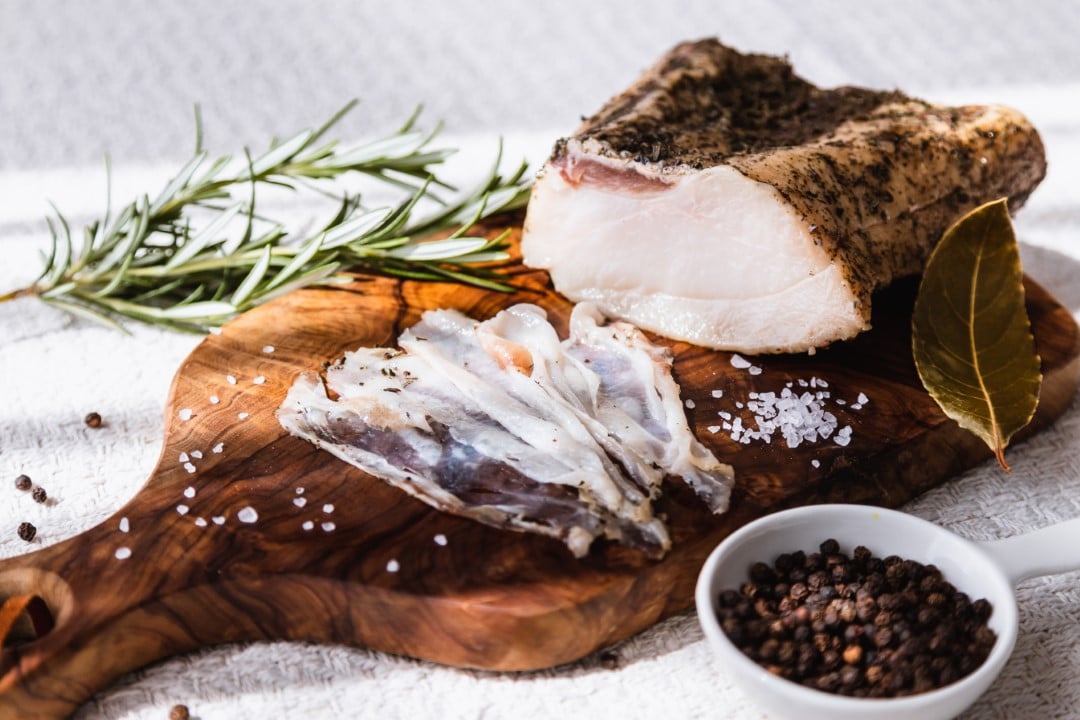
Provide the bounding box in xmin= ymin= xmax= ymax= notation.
xmin=912 ymin=198 xmax=1041 ymax=472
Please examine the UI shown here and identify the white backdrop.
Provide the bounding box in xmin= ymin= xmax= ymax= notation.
xmin=2 ymin=2 xmax=1080 ymax=718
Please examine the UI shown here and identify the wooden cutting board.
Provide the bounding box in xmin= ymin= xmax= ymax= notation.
xmin=1 ymin=222 xmax=1077 ymax=719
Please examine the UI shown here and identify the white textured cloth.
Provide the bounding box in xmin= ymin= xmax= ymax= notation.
xmin=2 ymin=2 xmax=1080 ymax=718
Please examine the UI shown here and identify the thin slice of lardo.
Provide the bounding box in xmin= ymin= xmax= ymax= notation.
xmin=278 ymin=303 xmax=733 ymax=558
xmin=521 ymin=39 xmax=1046 ymax=353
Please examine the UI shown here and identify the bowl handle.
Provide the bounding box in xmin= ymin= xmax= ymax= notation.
xmin=979 ymin=516 xmax=1080 ymax=585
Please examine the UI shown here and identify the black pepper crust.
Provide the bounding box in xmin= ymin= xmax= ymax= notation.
xmin=567 ymin=41 xmax=904 ymax=168
xmin=552 ymin=39 xmax=1047 ymax=329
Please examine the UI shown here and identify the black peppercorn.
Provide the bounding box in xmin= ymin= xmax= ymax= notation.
xmin=14 ymin=474 xmax=32 ymax=491
xmin=168 ymin=705 xmax=190 ymax=720
xmin=31 ymin=486 xmax=47 ymax=504
xmin=17 ymin=522 xmax=36 ymax=542
xmin=714 ymin=538 xmax=996 ymax=698
xmin=84 ymin=412 xmax=103 ymax=428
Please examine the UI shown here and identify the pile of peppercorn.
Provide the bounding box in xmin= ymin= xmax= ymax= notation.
xmin=715 ymin=539 xmax=997 ymax=697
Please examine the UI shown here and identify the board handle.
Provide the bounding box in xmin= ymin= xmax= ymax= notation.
xmin=0 ymin=505 xmax=224 ymax=720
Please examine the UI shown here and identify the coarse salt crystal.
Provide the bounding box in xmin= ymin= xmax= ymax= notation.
xmin=263 ymin=345 xmax=275 ymax=353
xmin=749 ymin=366 xmax=762 ymax=376
xmin=386 ymin=559 xmax=400 ymax=573
xmin=212 ymin=516 xmax=226 ymax=525
xmin=857 ymin=392 xmax=869 ymax=405
xmin=191 ymin=450 xmax=203 ymax=459
xmin=179 ymin=451 xmax=189 ymax=463
xmin=302 ymin=520 xmax=314 ymax=531
xmin=119 ymin=517 xmax=130 ymax=533
xmin=851 ymin=403 xmax=863 ymax=410
xmin=295 ymin=487 xmax=305 ymax=495
xmin=980 ymin=156 xmax=988 ymax=164
xmin=836 ymin=398 xmax=847 ymax=406
xmin=226 ymin=375 xmax=237 ymax=385
xmin=322 ymin=521 xmax=336 ymax=532
xmin=707 ymin=425 xmax=722 ymax=434
xmin=811 ymin=459 xmax=821 ymax=468
xmin=183 ymin=462 xmax=196 ymax=474
xmin=194 ymin=517 xmax=208 ymax=527
xmin=718 ymin=411 xmax=732 ymax=420
xmin=293 ymin=497 xmax=307 ymax=508
xmin=434 ymin=534 xmax=448 ymax=546
xmin=685 ymin=399 xmax=696 ymax=409
xmin=115 ymin=547 xmax=132 ymax=560
xmin=177 ymin=504 xmax=190 ymax=515
xmin=323 ymin=504 xmax=334 ymax=514
xmin=178 ymin=408 xmax=193 ymax=421
xmin=184 ymin=486 xmax=196 ymax=498
xmin=212 ymin=443 xmax=224 ymax=454
xmin=735 ymin=401 xmax=744 ymax=409
xmin=237 ymin=506 xmax=258 ymax=523
xmin=238 ymin=412 xmax=249 ymax=420
xmin=730 ymin=354 xmax=752 ymax=369
xmin=209 ymin=395 xmax=220 ymax=405
xmin=253 ymin=376 xmax=266 ymax=385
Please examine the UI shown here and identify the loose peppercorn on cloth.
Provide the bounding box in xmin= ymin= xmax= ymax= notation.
xmin=3 ymin=1 xmax=1080 ymax=718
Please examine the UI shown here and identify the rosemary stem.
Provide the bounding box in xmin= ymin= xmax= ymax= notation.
xmin=0 ymin=286 xmax=37 ymax=303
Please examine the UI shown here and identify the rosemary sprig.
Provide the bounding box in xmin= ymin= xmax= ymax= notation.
xmin=1 ymin=101 xmax=531 ymax=333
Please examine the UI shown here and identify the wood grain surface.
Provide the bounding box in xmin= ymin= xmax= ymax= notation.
xmin=0 ymin=223 xmax=1077 ymax=719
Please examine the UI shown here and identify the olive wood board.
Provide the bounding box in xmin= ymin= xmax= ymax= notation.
xmin=0 ymin=226 xmax=1077 ymax=719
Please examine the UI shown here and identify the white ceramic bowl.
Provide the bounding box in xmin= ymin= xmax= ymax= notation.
xmin=695 ymin=504 xmax=1022 ymax=720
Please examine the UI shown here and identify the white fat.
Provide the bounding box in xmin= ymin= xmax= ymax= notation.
xmin=522 ymin=150 xmax=864 ymax=353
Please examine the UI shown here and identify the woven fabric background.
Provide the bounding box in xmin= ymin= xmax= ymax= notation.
xmin=2 ymin=2 xmax=1080 ymax=718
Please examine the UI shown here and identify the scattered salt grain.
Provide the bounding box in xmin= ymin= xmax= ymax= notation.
xmin=730 ymin=354 xmax=752 ymax=369
xmin=685 ymin=399 xmax=696 ymax=410
xmin=748 ymin=366 xmax=762 ymax=376
xmin=434 ymin=534 xmax=448 ymax=546
xmin=295 ymin=487 xmax=305 ymax=495
xmin=836 ymin=398 xmax=847 ymax=406
xmin=178 ymin=408 xmax=193 ymax=421
xmin=179 ymin=452 xmax=189 ymax=463
xmin=191 ymin=450 xmax=203 ymax=459
xmin=857 ymin=392 xmax=869 ymax=405
xmin=386 ymin=559 xmax=400 ymax=573
xmin=209 ymin=395 xmax=220 ymax=405
xmin=707 ymin=425 xmax=722 ymax=434
xmin=212 ymin=516 xmax=226 ymax=525
xmin=711 ymin=389 xmax=724 ymax=398
xmin=834 ymin=426 xmax=853 ymax=447
xmin=811 ymin=459 xmax=821 ymax=469
xmin=851 ymin=403 xmax=863 ymax=410
xmin=212 ymin=443 xmax=224 ymax=454
xmin=183 ymin=462 xmax=196 ymax=474
xmin=194 ymin=517 xmax=208 ymax=527
xmin=115 ymin=547 xmax=132 ymax=560
xmin=293 ymin=497 xmax=307 ymax=508
xmin=253 ymin=376 xmax=266 ymax=385
xmin=262 ymin=345 xmax=275 ymax=353
xmin=238 ymin=412 xmax=249 ymax=420
xmin=718 ymin=411 xmax=732 ymax=420
xmin=735 ymin=402 xmax=744 ymax=409
xmin=322 ymin=521 xmax=336 ymax=532
xmin=980 ymin=156 xmax=988 ymax=165
xmin=302 ymin=520 xmax=314 ymax=531
xmin=237 ymin=506 xmax=258 ymax=523
xmin=323 ymin=504 xmax=335 ymax=514
xmin=184 ymin=486 xmax=196 ymax=499
xmin=226 ymin=375 xmax=237 ymax=385
xmin=119 ymin=517 xmax=130 ymax=533
xmin=176 ymin=505 xmax=190 ymax=515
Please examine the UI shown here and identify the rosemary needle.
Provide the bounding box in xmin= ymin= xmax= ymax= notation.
xmin=2 ymin=101 xmax=531 ymax=333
